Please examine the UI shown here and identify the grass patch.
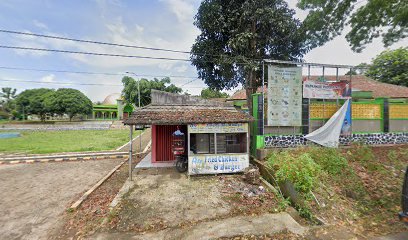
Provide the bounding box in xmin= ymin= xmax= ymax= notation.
xmin=264 ymin=145 xmax=408 ymax=235
xmin=0 ymin=129 xmax=140 ymax=154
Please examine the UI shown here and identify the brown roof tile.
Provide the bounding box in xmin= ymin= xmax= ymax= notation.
xmin=123 ymin=105 xmax=253 ymax=125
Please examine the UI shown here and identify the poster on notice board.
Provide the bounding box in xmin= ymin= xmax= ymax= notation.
xmin=267 ymin=65 xmax=302 ymax=126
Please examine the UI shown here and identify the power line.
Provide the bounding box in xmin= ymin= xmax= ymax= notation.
xmin=0 ymin=78 xmax=206 ymax=88
xmin=0 ymin=45 xmax=191 ymax=61
xmin=0 ymin=29 xmax=262 ymax=63
xmin=0 ymin=78 xmax=121 ymax=86
xmin=0 ymin=29 xmax=262 ymax=61
xmin=0 ymin=29 xmax=191 ymax=54
xmin=0 ymin=45 xmax=257 ymax=65
xmin=0 ymin=66 xmax=198 ymax=79
xmin=180 ymin=78 xmax=199 ymax=87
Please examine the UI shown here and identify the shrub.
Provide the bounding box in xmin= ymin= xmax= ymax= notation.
xmin=308 ymin=147 xmax=348 ymax=175
xmin=267 ymin=151 xmax=321 ymax=194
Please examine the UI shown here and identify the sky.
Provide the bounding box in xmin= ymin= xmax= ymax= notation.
xmin=0 ymin=0 xmax=406 ymax=102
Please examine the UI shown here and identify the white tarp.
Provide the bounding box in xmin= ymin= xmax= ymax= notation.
xmin=304 ymin=99 xmax=350 ymax=148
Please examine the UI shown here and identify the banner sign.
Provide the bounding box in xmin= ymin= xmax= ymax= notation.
xmin=267 ymin=66 xmax=302 ymax=126
xmin=188 ymin=123 xmax=248 ymax=134
xmin=303 ymin=79 xmax=351 ymax=99
xmin=341 ymin=100 xmax=352 ymax=136
xmin=188 ymin=154 xmax=249 ymax=175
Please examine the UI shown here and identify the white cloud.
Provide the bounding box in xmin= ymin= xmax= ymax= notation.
xmin=40 ymin=74 xmax=55 ymax=83
xmin=175 ymin=64 xmax=188 ymax=73
xmin=161 ymin=0 xmax=195 ymax=23
xmin=33 ymin=20 xmax=48 ymax=30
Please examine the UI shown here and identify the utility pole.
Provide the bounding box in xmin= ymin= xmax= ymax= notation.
xmin=126 ymin=71 xmax=143 ymax=177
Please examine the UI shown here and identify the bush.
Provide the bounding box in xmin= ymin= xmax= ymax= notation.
xmin=308 ymin=147 xmax=348 ymax=175
xmin=267 ymin=151 xmax=321 ymax=194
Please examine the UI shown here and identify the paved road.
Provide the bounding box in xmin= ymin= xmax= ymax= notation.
xmin=0 ymin=159 xmax=123 ymax=240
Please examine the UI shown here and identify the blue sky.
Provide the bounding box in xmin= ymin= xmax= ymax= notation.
xmin=0 ymin=0 xmax=406 ymax=101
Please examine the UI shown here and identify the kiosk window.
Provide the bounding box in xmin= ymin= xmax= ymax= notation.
xmin=190 ymin=133 xmax=215 ymax=154
xmin=216 ymin=133 xmax=247 ymax=153
xmin=190 ymin=133 xmax=246 ymax=154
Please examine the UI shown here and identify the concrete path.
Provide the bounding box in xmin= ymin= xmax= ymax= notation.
xmin=0 ymin=151 xmax=128 ymax=164
xmin=0 ymin=158 xmax=123 ymax=240
xmin=371 ymin=232 xmax=408 ymax=240
xmin=90 ymin=212 xmax=306 ymax=240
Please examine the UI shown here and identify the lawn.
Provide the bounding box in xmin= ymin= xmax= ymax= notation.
xmin=0 ymin=129 xmax=141 ymax=154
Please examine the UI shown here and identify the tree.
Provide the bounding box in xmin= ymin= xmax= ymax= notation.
xmin=344 ymin=63 xmax=369 ymax=75
xmin=190 ymin=0 xmax=308 ymax=112
xmin=365 ymin=47 xmax=408 ymax=87
xmin=15 ymin=88 xmax=55 ymax=121
xmin=298 ymin=0 xmax=408 ymax=52
xmin=0 ymin=87 xmax=17 ymax=118
xmin=49 ymin=88 xmax=93 ymax=121
xmin=122 ymin=76 xmax=182 ymax=107
xmin=200 ymin=88 xmax=229 ymax=99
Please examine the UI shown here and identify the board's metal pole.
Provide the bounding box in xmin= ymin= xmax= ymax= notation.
xmin=129 ymin=125 xmax=133 ymax=181
xmin=308 ymin=66 xmax=311 ymax=133
xmin=262 ymin=60 xmax=265 ymax=133
xmin=336 ymin=67 xmax=339 ymax=109
xmin=349 ymin=68 xmax=353 ymax=135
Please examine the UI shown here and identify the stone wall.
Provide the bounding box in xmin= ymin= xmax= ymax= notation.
xmin=264 ymin=132 xmax=408 ymax=148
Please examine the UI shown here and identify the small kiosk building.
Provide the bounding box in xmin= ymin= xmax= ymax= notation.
xmin=124 ymin=90 xmax=253 ymax=175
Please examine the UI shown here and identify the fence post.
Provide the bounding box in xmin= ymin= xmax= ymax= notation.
xmin=383 ymin=98 xmax=389 ymax=133
xmin=302 ymin=98 xmax=309 ymax=134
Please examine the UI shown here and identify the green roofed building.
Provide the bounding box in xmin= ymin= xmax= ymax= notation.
xmin=92 ymin=93 xmax=134 ymax=120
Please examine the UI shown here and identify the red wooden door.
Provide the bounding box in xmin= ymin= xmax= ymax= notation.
xmin=153 ymin=125 xmax=186 ymax=162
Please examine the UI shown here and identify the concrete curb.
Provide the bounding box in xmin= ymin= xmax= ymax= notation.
xmin=69 ymin=158 xmax=128 ymax=210
xmin=0 ymin=152 xmax=128 ymax=165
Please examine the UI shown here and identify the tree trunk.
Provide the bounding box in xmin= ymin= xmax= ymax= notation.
xmin=246 ymin=70 xmax=257 ymax=116
xmin=247 ymin=19 xmax=257 ymax=116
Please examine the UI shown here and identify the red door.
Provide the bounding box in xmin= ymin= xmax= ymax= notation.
xmin=152 ymin=125 xmax=187 ymax=162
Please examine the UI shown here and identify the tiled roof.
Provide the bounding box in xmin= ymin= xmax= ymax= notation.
xmin=229 ymin=75 xmax=408 ymax=99
xmin=123 ymin=105 xmax=253 ymax=125
xmin=229 ymin=87 xmax=266 ymax=100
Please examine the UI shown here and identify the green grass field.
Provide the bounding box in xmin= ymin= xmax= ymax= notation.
xmin=0 ymin=129 xmax=140 ymax=154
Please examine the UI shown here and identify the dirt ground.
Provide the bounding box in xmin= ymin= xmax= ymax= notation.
xmin=107 ymin=168 xmax=280 ymax=234
xmin=0 ymin=158 xmax=123 ymax=240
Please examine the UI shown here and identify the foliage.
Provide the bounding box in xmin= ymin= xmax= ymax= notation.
xmin=0 ymin=87 xmax=17 ymax=103
xmin=121 ymin=76 xmax=182 ymax=107
xmin=344 ymin=63 xmax=369 ymax=75
xmin=14 ymin=88 xmax=55 ymax=121
xmin=0 ymin=87 xmax=17 ymax=118
xmin=191 ymin=0 xmax=309 ymax=111
xmin=298 ymin=0 xmax=408 ymax=52
xmin=346 ymin=144 xmax=385 ymax=172
xmin=0 ymin=129 xmax=140 ymax=154
xmin=268 ymin=151 xmax=321 ymax=194
xmin=200 ymin=88 xmax=229 ymax=99
xmin=365 ymin=47 xmax=408 ymax=87
xmin=307 ymin=147 xmax=348 ymax=175
xmin=48 ymin=88 xmax=93 ymax=121
xmin=0 ymin=110 xmax=9 ymax=119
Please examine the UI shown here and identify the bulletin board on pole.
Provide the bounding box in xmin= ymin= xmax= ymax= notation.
xmin=266 ymin=65 xmax=303 ymax=127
